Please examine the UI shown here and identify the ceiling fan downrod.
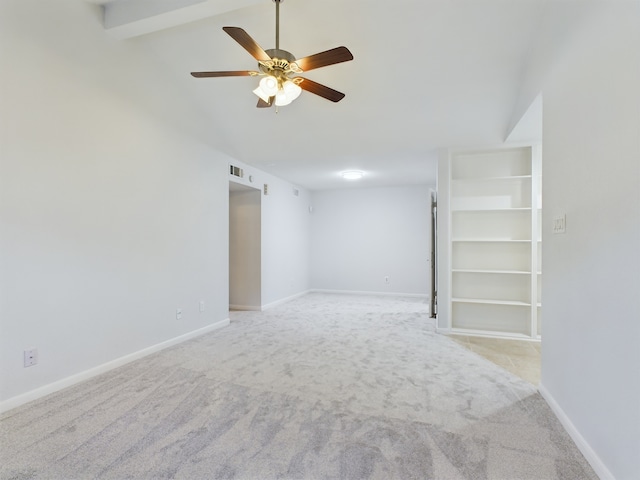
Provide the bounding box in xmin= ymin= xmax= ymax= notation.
xmin=274 ymin=0 xmax=282 ymax=50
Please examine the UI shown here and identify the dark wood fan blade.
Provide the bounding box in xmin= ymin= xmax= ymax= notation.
xmin=257 ymin=96 xmax=274 ymax=108
xmin=191 ymin=71 xmax=258 ymax=78
xmin=223 ymin=27 xmax=271 ymax=62
xmin=293 ymin=46 xmax=353 ymax=72
xmin=297 ymin=78 xmax=346 ymax=102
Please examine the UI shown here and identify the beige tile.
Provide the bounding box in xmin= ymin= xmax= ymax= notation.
xmin=474 ymin=351 xmax=514 ymax=371
xmin=470 ymin=338 xmax=536 ymax=356
xmin=449 ymin=335 xmax=472 ymax=345
xmin=448 ymin=334 xmax=541 ymax=385
xmin=511 ymin=365 xmax=541 ymax=385
xmin=467 ymin=343 xmax=511 ymax=362
xmin=510 ymin=355 xmax=540 ymax=369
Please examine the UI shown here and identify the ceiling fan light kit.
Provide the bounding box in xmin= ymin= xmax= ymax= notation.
xmin=191 ymin=0 xmax=353 ymax=109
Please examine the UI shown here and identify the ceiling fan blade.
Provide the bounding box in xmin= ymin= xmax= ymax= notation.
xmin=293 ymin=46 xmax=353 ymax=72
xmin=297 ymin=78 xmax=346 ymax=103
xmin=257 ymin=96 xmax=274 ymax=108
xmin=222 ymin=27 xmax=271 ymax=62
xmin=191 ymin=71 xmax=258 ymax=78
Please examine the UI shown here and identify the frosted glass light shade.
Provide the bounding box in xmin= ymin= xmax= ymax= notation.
xmin=283 ymin=81 xmax=302 ymax=101
xmin=254 ymin=77 xmax=302 ymax=107
xmin=253 ymin=86 xmax=271 ymax=102
xmin=275 ymin=89 xmax=291 ymax=106
xmin=260 ymin=76 xmax=278 ymax=95
xmin=275 ymin=81 xmax=302 ymax=106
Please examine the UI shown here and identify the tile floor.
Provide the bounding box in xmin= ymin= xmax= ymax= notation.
xmin=447 ymin=335 xmax=541 ymax=385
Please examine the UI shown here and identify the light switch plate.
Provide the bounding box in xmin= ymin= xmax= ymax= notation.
xmin=553 ymin=214 xmax=566 ymax=234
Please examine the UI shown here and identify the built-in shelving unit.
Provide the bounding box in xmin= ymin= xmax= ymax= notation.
xmin=447 ymin=146 xmax=541 ymax=339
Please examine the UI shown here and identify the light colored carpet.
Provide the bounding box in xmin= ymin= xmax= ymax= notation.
xmin=0 ymin=293 xmax=596 ymax=479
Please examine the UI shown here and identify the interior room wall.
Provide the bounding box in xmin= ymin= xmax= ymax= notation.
xmin=435 ymin=151 xmax=451 ymax=330
xmin=261 ymin=176 xmax=311 ymax=308
xmin=310 ymin=185 xmax=432 ymax=296
xmin=539 ymin=3 xmax=640 ymax=479
xmin=0 ymin=1 xmax=231 ymax=407
xmin=229 ymin=185 xmax=262 ymax=310
xmin=226 ymin=162 xmax=311 ymax=309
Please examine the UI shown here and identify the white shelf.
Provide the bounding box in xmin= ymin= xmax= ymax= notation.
xmin=452 ymin=207 xmax=531 ymax=212
xmin=449 ymin=328 xmax=538 ymax=341
xmin=451 ymin=175 xmax=532 ymax=183
xmin=447 ymin=146 xmax=542 ymax=339
xmin=453 ymin=269 xmax=531 ymax=275
xmin=452 ymin=297 xmax=531 ymax=307
xmin=452 ymin=239 xmax=531 ymax=243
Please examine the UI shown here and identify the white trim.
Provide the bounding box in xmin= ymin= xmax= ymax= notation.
xmin=229 ymin=304 xmax=262 ymax=311
xmin=448 ymin=328 xmax=541 ymax=342
xmin=539 ymin=384 xmax=614 ymax=480
xmin=0 ymin=319 xmax=230 ymax=414
xmin=310 ymin=289 xmax=429 ymax=300
xmin=261 ymin=290 xmax=311 ymax=310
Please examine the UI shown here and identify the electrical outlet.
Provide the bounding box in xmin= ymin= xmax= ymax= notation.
xmin=24 ymin=348 xmax=38 ymax=367
xmin=199 ymin=301 xmax=205 ymax=313
xmin=553 ymin=214 xmax=566 ymax=234
xmin=176 ymin=308 xmax=183 ymax=320
xmin=385 ymin=276 xmax=390 ymax=284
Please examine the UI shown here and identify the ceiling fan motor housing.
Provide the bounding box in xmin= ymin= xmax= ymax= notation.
xmin=262 ymin=49 xmax=296 ymax=70
xmin=260 ymin=48 xmax=302 ymax=88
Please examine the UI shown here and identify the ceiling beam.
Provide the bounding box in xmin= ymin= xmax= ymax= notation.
xmin=103 ymin=0 xmax=263 ymax=39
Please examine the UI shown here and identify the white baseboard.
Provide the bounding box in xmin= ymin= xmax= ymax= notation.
xmin=0 ymin=319 xmax=230 ymax=414
xmin=261 ymin=290 xmax=311 ymax=310
xmin=229 ymin=304 xmax=262 ymax=311
xmin=311 ymin=289 xmax=429 ymax=300
xmin=232 ymin=291 xmax=428 ymax=313
xmin=230 ymin=291 xmax=312 ymax=312
xmin=539 ymin=384 xmax=614 ymax=480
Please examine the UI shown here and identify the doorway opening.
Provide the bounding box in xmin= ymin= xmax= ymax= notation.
xmin=229 ymin=181 xmax=262 ymax=311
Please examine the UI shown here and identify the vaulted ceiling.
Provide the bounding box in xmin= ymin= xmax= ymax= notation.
xmin=88 ymin=0 xmax=564 ymax=190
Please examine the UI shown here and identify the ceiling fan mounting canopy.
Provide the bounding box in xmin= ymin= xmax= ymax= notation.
xmin=190 ymin=0 xmax=353 ymax=108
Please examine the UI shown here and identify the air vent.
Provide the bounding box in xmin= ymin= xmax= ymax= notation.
xmin=229 ymin=165 xmax=243 ymax=178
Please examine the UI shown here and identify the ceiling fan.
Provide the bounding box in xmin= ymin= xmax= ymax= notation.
xmin=191 ymin=0 xmax=354 ymax=108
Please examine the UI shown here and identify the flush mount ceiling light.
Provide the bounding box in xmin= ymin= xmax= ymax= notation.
xmin=341 ymin=170 xmax=364 ymax=180
xmin=191 ymin=0 xmax=354 ymax=109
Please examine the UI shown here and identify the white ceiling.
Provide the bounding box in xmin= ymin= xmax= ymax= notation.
xmin=91 ymin=0 xmax=552 ymax=190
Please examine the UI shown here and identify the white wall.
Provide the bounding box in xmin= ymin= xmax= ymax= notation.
xmin=0 ymin=1 xmax=316 ymax=408
xmin=310 ymin=186 xmax=432 ymax=296
xmin=539 ymin=3 xmax=640 ymax=479
xmin=261 ymin=176 xmax=311 ymax=307
xmin=435 ymin=150 xmax=451 ymax=329
xmin=225 ymin=163 xmax=311 ymax=309
xmin=0 ymin=1 xmax=232 ymax=407
xmin=229 ymin=186 xmax=262 ymax=309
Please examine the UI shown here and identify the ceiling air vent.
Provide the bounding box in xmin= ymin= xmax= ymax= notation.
xmin=229 ymin=165 xmax=244 ymax=178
